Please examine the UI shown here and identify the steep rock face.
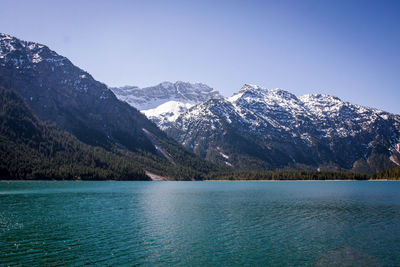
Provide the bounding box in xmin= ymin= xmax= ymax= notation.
xmin=167 ymin=84 xmax=400 ymax=173
xmin=111 ymin=81 xmax=223 ymax=129
xmin=0 ymin=33 xmax=162 ymax=152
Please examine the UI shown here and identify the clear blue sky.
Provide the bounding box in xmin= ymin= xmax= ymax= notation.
xmin=1 ymin=0 xmax=399 ymax=114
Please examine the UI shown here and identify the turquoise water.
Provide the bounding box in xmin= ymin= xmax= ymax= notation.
xmin=0 ymin=181 xmax=399 ymax=266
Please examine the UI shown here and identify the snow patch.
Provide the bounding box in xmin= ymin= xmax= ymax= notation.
xmin=219 ymin=151 xmax=229 ymax=159
xmin=142 ymin=101 xmax=194 ymax=122
xmin=380 ymin=114 xmax=389 ymax=120
xmin=228 ymin=91 xmax=244 ymax=103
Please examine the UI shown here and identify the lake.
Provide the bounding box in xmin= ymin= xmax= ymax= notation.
xmin=0 ymin=181 xmax=399 ymax=266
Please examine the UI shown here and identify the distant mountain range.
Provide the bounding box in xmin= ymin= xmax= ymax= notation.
xmin=111 ymin=82 xmax=222 ymax=129
xmin=115 ymin=83 xmax=400 ymax=174
xmin=1 ymin=33 xmax=399 ymax=179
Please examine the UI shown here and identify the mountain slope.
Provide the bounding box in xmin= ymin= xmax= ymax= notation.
xmin=0 ymin=86 xmax=148 ymax=180
xmin=166 ymin=84 xmax=400 ymax=173
xmin=111 ymin=81 xmax=223 ymax=129
xmin=0 ymin=33 xmax=157 ymax=152
xmin=0 ymin=33 xmax=216 ymax=179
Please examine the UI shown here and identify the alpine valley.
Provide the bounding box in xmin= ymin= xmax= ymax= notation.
xmin=1 ymin=33 xmax=399 ymax=180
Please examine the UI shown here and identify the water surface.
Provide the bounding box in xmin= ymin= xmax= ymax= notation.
xmin=0 ymin=181 xmax=399 ymax=266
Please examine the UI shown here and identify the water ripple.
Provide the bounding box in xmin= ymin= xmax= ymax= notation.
xmin=0 ymin=181 xmax=399 ymax=266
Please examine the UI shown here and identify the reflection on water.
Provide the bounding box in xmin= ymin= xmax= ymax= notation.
xmin=0 ymin=181 xmax=399 ymax=265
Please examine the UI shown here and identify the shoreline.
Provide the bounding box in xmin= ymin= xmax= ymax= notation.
xmin=204 ymin=179 xmax=398 ymax=182
xmin=0 ymin=179 xmax=399 ymax=182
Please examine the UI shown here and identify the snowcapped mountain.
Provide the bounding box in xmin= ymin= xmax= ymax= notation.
xmin=166 ymin=84 xmax=400 ymax=173
xmin=0 ymin=32 xmax=160 ymax=151
xmin=2 ymin=32 xmax=398 ymax=175
xmin=0 ymin=33 xmax=64 ymax=66
xmin=110 ymin=81 xmax=223 ymax=129
xmin=0 ymin=33 xmax=217 ymax=179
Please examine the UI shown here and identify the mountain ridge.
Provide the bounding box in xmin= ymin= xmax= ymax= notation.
xmin=0 ymin=33 xmax=217 ymax=180
xmin=1 ymin=32 xmax=399 ymax=176
xmin=166 ymin=84 xmax=400 ymax=173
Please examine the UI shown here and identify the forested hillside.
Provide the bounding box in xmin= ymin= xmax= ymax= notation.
xmin=0 ymin=86 xmax=150 ymax=180
xmin=372 ymin=166 xmax=400 ymax=180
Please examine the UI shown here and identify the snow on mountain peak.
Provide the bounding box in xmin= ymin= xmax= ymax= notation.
xmin=228 ymin=84 xmax=263 ymax=102
xmin=166 ymin=84 xmax=400 ymax=172
xmin=0 ymin=33 xmax=9 ymax=37
xmin=110 ymin=81 xmax=223 ymax=129
xmin=174 ymin=84 xmax=400 ymax=144
xmin=111 ymin=81 xmax=222 ymax=110
xmin=160 ymin=81 xmax=174 ymax=88
xmin=299 ymin=93 xmax=342 ymax=104
xmin=229 ymin=84 xmax=299 ymax=103
xmin=241 ymin=84 xmax=263 ymax=91
xmin=0 ymin=33 xmax=66 ymax=67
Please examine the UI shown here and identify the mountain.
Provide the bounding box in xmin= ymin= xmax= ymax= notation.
xmin=0 ymin=33 xmax=216 ymax=180
xmin=0 ymin=86 xmax=148 ymax=180
xmin=110 ymin=81 xmax=223 ymax=129
xmin=0 ymin=33 xmax=154 ymax=152
xmin=2 ymin=33 xmax=398 ymax=177
xmin=166 ymin=84 xmax=400 ymax=173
